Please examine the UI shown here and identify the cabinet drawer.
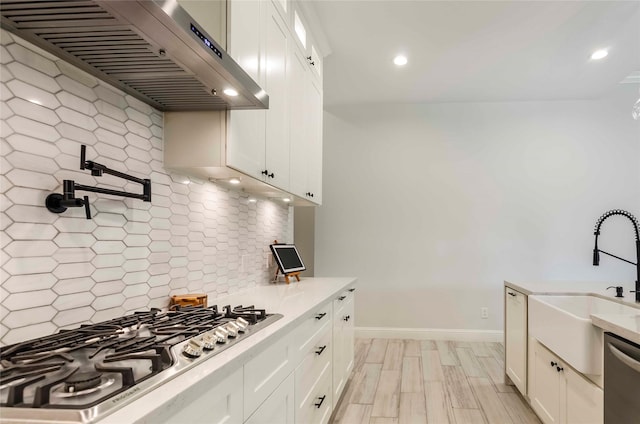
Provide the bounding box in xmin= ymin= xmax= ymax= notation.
xmin=244 ymin=331 xmax=295 ymax=419
xmin=295 ymin=323 xmax=331 ymax=402
xmin=294 ymin=302 xmax=332 ymax=360
xmin=296 ymin=360 xmax=332 ymax=424
xmin=333 ymin=287 xmax=355 ymax=313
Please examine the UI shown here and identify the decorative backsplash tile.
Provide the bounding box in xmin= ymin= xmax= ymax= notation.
xmin=0 ymin=30 xmax=292 ymax=346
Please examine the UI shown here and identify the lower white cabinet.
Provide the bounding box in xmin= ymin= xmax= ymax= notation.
xmin=529 ymin=338 xmax=603 ymax=424
xmin=505 ymin=287 xmax=527 ymax=395
xmin=148 ymin=366 xmax=243 ymax=424
xmin=243 ymin=331 xmax=295 ymax=418
xmin=332 ymin=289 xmax=355 ymax=407
xmin=177 ymin=285 xmax=356 ymax=424
xmin=295 ymin=362 xmax=332 ymax=424
xmin=245 ymin=373 xmax=295 ymax=424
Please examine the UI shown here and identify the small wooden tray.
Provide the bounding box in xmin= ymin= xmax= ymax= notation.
xmin=170 ymin=293 xmax=208 ymax=308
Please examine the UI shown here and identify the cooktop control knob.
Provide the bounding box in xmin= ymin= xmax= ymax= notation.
xmin=225 ymin=322 xmax=238 ymax=338
xmin=182 ymin=339 xmax=203 ymax=358
xmin=213 ymin=329 xmax=228 ymax=343
xmin=201 ymin=334 xmax=216 ymax=350
xmin=235 ymin=317 xmax=249 ymax=332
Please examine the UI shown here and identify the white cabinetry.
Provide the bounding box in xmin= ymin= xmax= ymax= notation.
xmin=245 ymin=373 xmax=295 ymax=424
xmin=293 ymin=302 xmax=333 ymax=424
xmin=164 ymin=0 xmax=323 ymax=204
xmin=332 ymin=288 xmax=355 ymax=406
xmin=242 ymin=285 xmax=355 ymax=423
xmin=288 ymin=17 xmax=323 ymax=204
xmin=505 ymin=287 xmax=527 ymax=395
xmin=149 ymin=366 xmax=243 ymax=424
xmin=228 ymin=0 xmax=290 ymax=191
xmin=243 ymin=330 xmax=295 ymax=418
xmin=529 ymin=339 xmax=603 ymax=424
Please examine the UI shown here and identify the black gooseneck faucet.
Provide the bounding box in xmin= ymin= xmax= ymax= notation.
xmin=592 ymin=209 xmax=640 ymax=302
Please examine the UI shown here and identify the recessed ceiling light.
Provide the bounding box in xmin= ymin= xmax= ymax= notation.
xmin=181 ymin=179 xmax=191 ymax=185
xmin=393 ymin=55 xmax=408 ymax=66
xmin=248 ymin=198 xmax=257 ymax=203
xmin=229 ymin=178 xmax=241 ymax=185
xmin=590 ymin=49 xmax=608 ymax=60
xmin=223 ymin=88 xmax=238 ymax=96
xmin=283 ymin=198 xmax=291 ymax=203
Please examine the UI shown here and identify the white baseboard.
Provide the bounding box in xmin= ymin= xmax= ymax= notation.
xmin=355 ymin=327 xmax=503 ymax=342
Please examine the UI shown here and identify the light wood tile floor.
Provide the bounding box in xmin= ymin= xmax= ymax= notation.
xmin=330 ymin=339 xmax=541 ymax=424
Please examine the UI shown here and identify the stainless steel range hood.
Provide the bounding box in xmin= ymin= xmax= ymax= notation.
xmin=0 ymin=0 xmax=268 ymax=111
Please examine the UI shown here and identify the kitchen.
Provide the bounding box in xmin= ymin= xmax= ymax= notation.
xmin=0 ymin=0 xmax=639 ymax=424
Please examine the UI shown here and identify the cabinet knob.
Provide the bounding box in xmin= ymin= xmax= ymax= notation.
xmin=261 ymin=169 xmax=269 ymax=176
xmin=268 ymin=172 xmax=274 ymax=178
xmin=315 ymin=345 xmax=327 ymax=355
xmin=550 ymin=361 xmax=557 ymax=367
xmin=556 ymin=366 xmax=564 ymax=372
xmin=315 ymin=312 xmax=327 ymax=320
xmin=348 ymin=288 xmax=356 ymax=292
xmin=338 ymin=296 xmax=346 ymax=301
xmin=343 ymin=315 xmax=350 ymax=322
xmin=314 ymin=395 xmax=326 ymax=408
xmin=508 ymin=292 xmax=516 ymax=297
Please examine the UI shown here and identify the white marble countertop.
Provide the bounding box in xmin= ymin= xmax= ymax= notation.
xmin=505 ymin=280 xmax=640 ymax=345
xmin=100 ymin=277 xmax=357 ymax=424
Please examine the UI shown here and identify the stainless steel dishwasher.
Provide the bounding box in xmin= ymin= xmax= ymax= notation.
xmin=604 ymin=332 xmax=640 ymax=424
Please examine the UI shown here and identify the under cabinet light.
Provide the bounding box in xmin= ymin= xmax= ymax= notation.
xmin=223 ymin=88 xmax=238 ymax=96
xmin=393 ymin=55 xmax=408 ymax=66
xmin=229 ymin=178 xmax=241 ymax=185
xmin=590 ymin=49 xmax=608 ymax=60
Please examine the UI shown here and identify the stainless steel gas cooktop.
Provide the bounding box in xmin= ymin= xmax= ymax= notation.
xmin=0 ymin=305 xmax=282 ymax=423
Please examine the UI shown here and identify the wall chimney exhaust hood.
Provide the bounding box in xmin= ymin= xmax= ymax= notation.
xmin=0 ymin=0 xmax=269 ymax=112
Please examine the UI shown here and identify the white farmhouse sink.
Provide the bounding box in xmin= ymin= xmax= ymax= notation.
xmin=529 ymin=294 xmax=639 ymax=375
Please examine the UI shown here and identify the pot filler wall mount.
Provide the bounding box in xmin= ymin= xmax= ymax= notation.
xmin=592 ymin=209 xmax=640 ymax=302
xmin=45 ymin=145 xmax=151 ymax=219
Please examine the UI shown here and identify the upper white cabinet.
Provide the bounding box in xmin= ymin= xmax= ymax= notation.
xmin=227 ymin=0 xmax=291 ymax=191
xmin=165 ymin=0 xmax=323 ymax=205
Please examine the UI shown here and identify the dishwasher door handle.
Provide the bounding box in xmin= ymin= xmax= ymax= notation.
xmin=608 ymin=343 xmax=640 ymax=374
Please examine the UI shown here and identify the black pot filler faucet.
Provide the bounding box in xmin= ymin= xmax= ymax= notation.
xmin=592 ymin=209 xmax=640 ymax=302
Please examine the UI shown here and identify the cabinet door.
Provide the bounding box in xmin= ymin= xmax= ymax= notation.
xmin=227 ymin=0 xmax=266 ymax=181
xmin=244 ymin=331 xmax=295 ymax=418
xmin=305 ymin=73 xmax=322 ymax=204
xmin=263 ymin=0 xmax=290 ymax=190
xmin=146 ymin=366 xmax=243 ymax=424
xmin=288 ymin=45 xmax=309 ymax=199
xmin=530 ymin=339 xmax=562 ymax=424
xmin=505 ymin=287 xmax=527 ymax=395
xmin=565 ymin=366 xmax=603 ymax=424
xmin=332 ymin=290 xmax=355 ymax=407
xmin=245 ymin=373 xmax=295 ymax=424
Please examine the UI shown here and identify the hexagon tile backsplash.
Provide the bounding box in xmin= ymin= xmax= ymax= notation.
xmin=0 ymin=30 xmax=292 ymax=346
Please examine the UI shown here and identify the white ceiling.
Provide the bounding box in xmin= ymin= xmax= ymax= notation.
xmin=309 ymin=1 xmax=640 ymax=105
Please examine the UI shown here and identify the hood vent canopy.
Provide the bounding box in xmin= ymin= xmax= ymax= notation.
xmin=0 ymin=0 xmax=268 ymax=111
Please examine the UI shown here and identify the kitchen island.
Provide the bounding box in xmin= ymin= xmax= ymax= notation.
xmin=504 ymin=279 xmax=640 ymax=424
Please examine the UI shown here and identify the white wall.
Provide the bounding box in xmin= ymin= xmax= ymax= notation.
xmin=315 ymin=85 xmax=640 ymax=332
